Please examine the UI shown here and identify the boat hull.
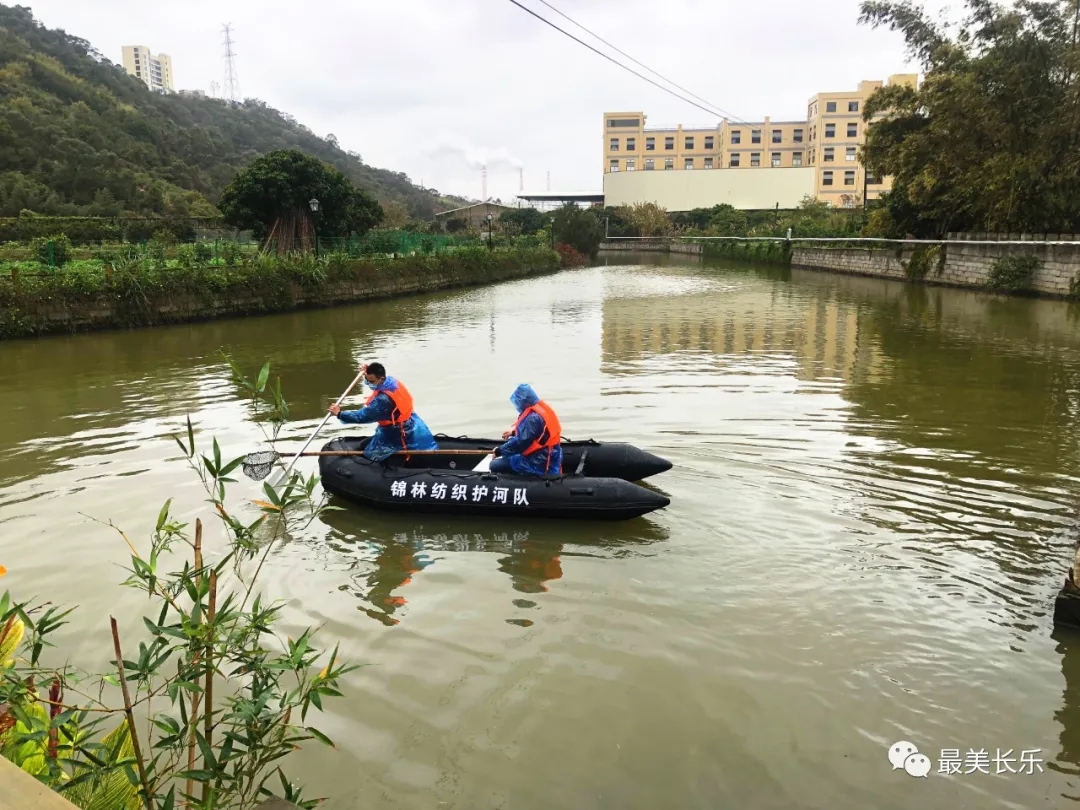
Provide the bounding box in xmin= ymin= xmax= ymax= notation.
xmin=426 ymin=434 xmax=672 ymax=481
xmin=318 ymin=437 xmax=670 ymax=521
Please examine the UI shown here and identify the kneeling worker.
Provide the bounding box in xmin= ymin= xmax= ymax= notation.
xmin=329 ymin=362 xmax=438 ymax=461
xmin=491 ymin=383 xmax=563 ymax=476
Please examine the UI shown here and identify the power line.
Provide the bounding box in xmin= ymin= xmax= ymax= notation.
xmin=503 ymin=0 xmax=749 ymax=124
xmin=530 ymin=0 xmax=745 ymax=123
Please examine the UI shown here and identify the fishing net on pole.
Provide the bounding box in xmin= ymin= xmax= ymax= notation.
xmin=242 ymin=451 xmax=279 ymax=481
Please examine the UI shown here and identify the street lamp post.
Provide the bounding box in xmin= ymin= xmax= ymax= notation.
xmin=486 ymin=213 xmax=493 ymax=250
xmin=309 ymin=197 xmax=320 ymax=257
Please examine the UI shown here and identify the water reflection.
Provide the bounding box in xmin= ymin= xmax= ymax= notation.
xmin=317 ymin=506 xmax=669 ymax=626
xmin=1052 ymin=626 xmax=1080 ymax=805
xmin=600 ymin=265 xmax=884 ymax=385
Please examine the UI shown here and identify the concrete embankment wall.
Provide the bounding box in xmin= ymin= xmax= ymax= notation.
xmin=0 ymin=248 xmax=560 ymax=340
xmin=791 ymin=234 xmax=1080 ymax=298
xmin=599 ymin=240 xmax=703 ymax=256
xmin=600 ymin=234 xmax=1080 ymax=298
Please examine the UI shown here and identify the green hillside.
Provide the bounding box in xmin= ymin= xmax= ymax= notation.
xmin=0 ymin=4 xmax=468 ymax=221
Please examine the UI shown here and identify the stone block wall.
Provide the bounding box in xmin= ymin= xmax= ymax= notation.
xmin=599 ymin=240 xmax=703 ymax=255
xmin=791 ymin=234 xmax=1080 ymax=298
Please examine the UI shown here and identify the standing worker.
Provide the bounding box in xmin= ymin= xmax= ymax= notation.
xmin=329 ymin=362 xmax=439 ymax=461
xmin=491 ymin=383 xmax=563 ymax=476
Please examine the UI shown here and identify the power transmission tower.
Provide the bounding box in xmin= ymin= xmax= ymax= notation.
xmin=222 ymin=24 xmax=239 ymax=106
xmin=209 ymin=80 xmax=220 ymax=98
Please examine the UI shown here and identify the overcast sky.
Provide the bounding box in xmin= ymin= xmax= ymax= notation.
xmin=24 ymin=0 xmax=956 ymax=203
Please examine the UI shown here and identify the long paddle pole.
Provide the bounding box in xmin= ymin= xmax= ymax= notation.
xmin=267 ymin=368 xmax=365 ymax=488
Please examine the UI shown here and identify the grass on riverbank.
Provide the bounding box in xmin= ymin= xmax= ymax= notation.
xmin=0 ymin=245 xmax=561 ymax=339
xmin=701 ymin=241 xmax=793 ymax=265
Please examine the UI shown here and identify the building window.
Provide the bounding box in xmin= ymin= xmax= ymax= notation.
xmin=705 ymin=136 xmax=714 ymax=149
xmin=627 ymin=137 xmax=636 ymax=150
xmin=847 ymin=123 xmax=858 ymax=138
xmin=844 ymin=170 xmax=856 ymax=185
xmin=772 ymin=129 xmax=782 ymax=143
xmin=792 ymin=152 xmax=803 ymax=167
xmin=771 ymin=152 xmax=781 ymax=167
xmin=626 ymin=159 xmax=636 ymax=171
xmin=684 ymin=158 xmax=694 ymax=170
xmin=793 ymin=128 xmax=804 ymax=143
xmin=665 ymin=136 xmax=675 ymax=150
xmin=646 ymin=137 xmax=655 ymax=151
xmin=846 ymin=146 xmax=857 ymax=161
xmin=750 ymin=152 xmax=761 ymax=167
xmin=730 ymin=130 xmax=741 ymax=144
xmin=704 ymin=157 xmax=714 ymax=169
xmin=823 ymin=147 xmax=834 ymax=162
xmin=822 ymin=170 xmax=834 ymax=186
xmin=664 ymin=158 xmax=674 ymax=170
xmin=645 ymin=159 xmax=654 ymax=170
xmin=609 ymin=138 xmax=619 ymax=151
xmin=730 ymin=153 xmax=741 ymax=167
xmin=609 ymin=159 xmax=619 ymax=172
xmin=848 ymin=101 xmax=859 ymax=112
xmin=751 ymin=129 xmax=761 ymax=144
xmin=607 ymin=118 xmax=641 ymax=128
xmin=826 ymin=101 xmax=836 ymax=112
xmin=685 ymin=136 xmax=694 ymax=150
xmin=825 ymin=124 xmax=835 ymax=138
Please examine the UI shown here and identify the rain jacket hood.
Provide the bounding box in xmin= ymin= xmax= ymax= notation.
xmin=510 ymin=383 xmax=540 ymax=414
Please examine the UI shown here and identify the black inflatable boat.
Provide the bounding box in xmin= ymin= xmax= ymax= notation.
xmin=318 ymin=436 xmax=671 ymax=521
xmin=427 ymin=433 xmax=672 ymax=481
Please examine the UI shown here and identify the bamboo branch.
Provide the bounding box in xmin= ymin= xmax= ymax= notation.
xmin=186 ymin=519 xmax=204 ymax=809
xmin=200 ymin=571 xmax=217 ymax=807
xmin=110 ymin=616 xmax=154 ymax=810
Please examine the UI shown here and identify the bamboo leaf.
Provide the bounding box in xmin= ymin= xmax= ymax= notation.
xmin=256 ymin=361 xmax=270 ymax=393
xmin=305 ymin=726 xmax=335 ymax=748
xmin=155 ymin=499 xmax=173 ymax=532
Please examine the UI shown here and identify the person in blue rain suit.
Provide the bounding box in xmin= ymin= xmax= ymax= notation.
xmin=490 ymin=383 xmax=564 ymax=476
xmin=328 ymin=362 xmax=438 ymax=461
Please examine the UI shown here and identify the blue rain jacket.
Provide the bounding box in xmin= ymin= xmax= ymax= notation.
xmin=496 ymin=383 xmax=563 ymax=476
xmin=335 ymin=377 xmax=439 ymax=461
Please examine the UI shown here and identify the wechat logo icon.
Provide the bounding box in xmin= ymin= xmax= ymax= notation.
xmin=889 ymin=740 xmax=931 ymax=778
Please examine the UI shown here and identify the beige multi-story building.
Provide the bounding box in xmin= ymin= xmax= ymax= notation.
xmin=121 ymin=46 xmax=175 ymax=93
xmin=602 ymin=73 xmax=917 ymax=209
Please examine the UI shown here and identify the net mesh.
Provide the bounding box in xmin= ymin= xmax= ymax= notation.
xmin=242 ymin=451 xmax=278 ymax=481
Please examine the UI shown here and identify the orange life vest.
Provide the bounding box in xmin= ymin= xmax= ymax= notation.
xmin=511 ymin=400 xmax=562 ymax=456
xmin=366 ymin=380 xmax=414 ymax=426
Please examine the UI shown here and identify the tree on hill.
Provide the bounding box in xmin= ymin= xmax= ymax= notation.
xmin=858 ymin=0 xmax=1080 ymax=236
xmin=0 ymin=4 xmax=470 ymax=220
xmin=218 ymin=150 xmax=383 ymax=250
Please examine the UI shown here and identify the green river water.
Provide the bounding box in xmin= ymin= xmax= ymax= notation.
xmin=3 ymin=253 xmax=1080 ymax=809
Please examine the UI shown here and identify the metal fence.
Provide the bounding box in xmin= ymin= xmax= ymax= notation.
xmin=602 ymin=233 xmax=1080 ymax=247
xmin=0 ymin=230 xmax=512 ymax=276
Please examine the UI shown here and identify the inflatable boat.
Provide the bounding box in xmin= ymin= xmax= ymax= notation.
xmin=318 ymin=436 xmax=671 ymax=521
xmin=428 ymin=433 xmax=672 ymax=481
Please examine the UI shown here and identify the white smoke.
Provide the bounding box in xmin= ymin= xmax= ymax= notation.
xmin=425 ymin=141 xmax=524 ymax=172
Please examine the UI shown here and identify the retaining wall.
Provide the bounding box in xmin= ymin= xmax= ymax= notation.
xmin=598 ymin=240 xmax=703 ymax=255
xmin=0 ymin=249 xmax=560 ymax=340
xmin=791 ymin=234 xmax=1080 ymax=298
